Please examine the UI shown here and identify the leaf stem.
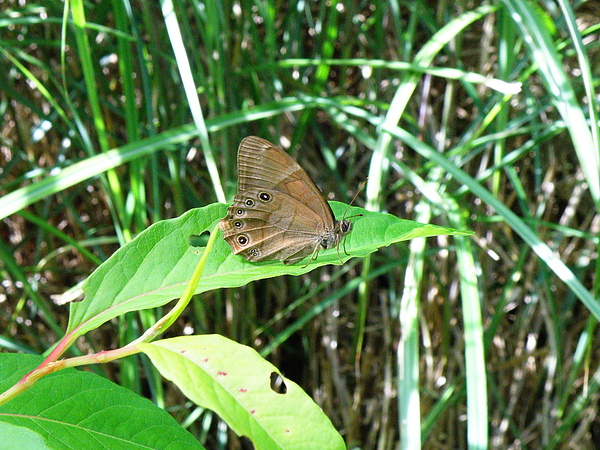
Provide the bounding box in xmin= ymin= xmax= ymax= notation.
xmin=128 ymin=223 xmax=220 ymax=346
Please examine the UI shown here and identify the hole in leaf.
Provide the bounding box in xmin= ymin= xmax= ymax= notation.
xmin=239 ymin=435 xmax=254 ymax=449
xmin=269 ymin=372 xmax=287 ymax=394
xmin=188 ymin=231 xmax=210 ymax=247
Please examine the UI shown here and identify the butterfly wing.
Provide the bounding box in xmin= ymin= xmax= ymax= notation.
xmin=237 ymin=136 xmax=335 ymax=225
xmin=219 ymin=136 xmax=338 ymax=264
xmin=220 ymin=189 xmax=331 ymax=264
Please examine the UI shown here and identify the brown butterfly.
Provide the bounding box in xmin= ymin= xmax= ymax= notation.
xmin=219 ymin=136 xmax=352 ymax=265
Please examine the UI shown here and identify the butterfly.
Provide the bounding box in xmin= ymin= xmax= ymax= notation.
xmin=219 ymin=136 xmax=352 ymax=265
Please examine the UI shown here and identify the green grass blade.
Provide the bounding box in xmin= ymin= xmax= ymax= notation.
xmin=502 ymin=0 xmax=600 ymax=205
xmin=383 ymin=123 xmax=600 ymax=318
xmin=161 ymin=0 xmax=225 ymax=203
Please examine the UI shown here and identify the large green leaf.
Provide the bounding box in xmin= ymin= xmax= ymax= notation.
xmin=0 ymin=354 xmax=203 ymax=450
xmin=68 ymin=202 xmax=471 ymax=336
xmin=0 ymin=422 xmax=50 ymax=450
xmin=138 ymin=335 xmax=345 ymax=450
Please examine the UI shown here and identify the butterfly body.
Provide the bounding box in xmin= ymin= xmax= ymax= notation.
xmin=219 ymin=136 xmax=351 ymax=265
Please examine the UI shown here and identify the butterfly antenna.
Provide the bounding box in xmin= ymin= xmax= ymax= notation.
xmin=342 ymin=178 xmax=368 ymax=220
xmin=337 ymin=178 xmax=368 ymax=259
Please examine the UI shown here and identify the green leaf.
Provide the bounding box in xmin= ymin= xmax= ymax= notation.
xmin=138 ymin=335 xmax=345 ymax=450
xmin=67 ymin=204 xmax=222 ymax=336
xmin=0 ymin=354 xmax=203 ymax=450
xmin=0 ymin=422 xmax=50 ymax=450
xmin=68 ymin=202 xmax=471 ymax=336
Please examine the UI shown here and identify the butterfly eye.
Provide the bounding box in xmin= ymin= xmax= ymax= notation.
xmin=340 ymin=220 xmax=352 ymax=233
xmin=233 ymin=220 xmax=243 ymax=228
xmin=236 ymin=235 xmax=249 ymax=246
xmin=244 ymin=199 xmax=255 ymax=207
xmin=258 ymin=192 xmax=272 ymax=202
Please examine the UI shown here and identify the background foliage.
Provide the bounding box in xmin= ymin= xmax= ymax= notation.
xmin=1 ymin=0 xmax=599 ymax=448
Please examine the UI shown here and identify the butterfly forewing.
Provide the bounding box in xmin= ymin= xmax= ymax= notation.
xmin=237 ymin=136 xmax=335 ymax=224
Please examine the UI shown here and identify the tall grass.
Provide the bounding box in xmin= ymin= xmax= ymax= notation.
xmin=1 ymin=0 xmax=598 ymax=448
